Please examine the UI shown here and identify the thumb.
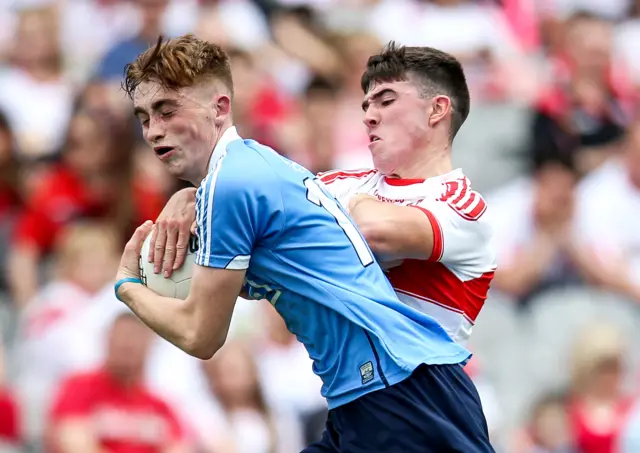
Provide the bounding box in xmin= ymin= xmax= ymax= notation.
xmin=190 ymin=220 xmax=197 ymax=235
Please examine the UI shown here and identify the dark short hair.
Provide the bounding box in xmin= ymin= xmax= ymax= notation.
xmin=304 ymin=75 xmax=339 ymax=99
xmin=123 ymin=34 xmax=233 ymax=100
xmin=361 ymin=42 xmax=470 ymax=138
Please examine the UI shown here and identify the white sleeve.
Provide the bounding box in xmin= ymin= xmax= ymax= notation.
xmin=416 ymin=195 xmax=496 ymax=278
xmin=316 ymin=169 xmax=377 ymax=208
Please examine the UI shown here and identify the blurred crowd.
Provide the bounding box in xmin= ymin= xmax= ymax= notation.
xmin=0 ymin=0 xmax=640 ymax=452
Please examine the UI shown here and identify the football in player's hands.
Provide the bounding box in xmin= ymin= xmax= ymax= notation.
xmin=139 ymin=231 xmax=198 ymax=299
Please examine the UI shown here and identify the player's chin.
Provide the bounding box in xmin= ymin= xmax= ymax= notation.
xmin=161 ymin=159 xmax=185 ymax=177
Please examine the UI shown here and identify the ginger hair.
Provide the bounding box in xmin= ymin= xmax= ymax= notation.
xmin=123 ymin=34 xmax=233 ymax=99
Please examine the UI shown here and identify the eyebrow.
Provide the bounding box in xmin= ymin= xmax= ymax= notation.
xmin=362 ymin=89 xmax=396 ymax=111
xmin=133 ymin=99 xmax=179 ymax=117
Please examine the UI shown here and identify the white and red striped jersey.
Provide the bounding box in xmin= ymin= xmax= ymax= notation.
xmin=318 ymin=168 xmax=497 ymax=344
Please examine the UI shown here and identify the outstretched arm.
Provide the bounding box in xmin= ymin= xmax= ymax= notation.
xmin=348 ymin=194 xmax=436 ymax=262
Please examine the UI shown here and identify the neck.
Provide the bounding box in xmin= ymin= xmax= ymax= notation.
xmin=391 ymin=143 xmax=453 ymax=180
xmin=189 ymin=122 xmax=233 ymax=185
xmin=108 ymin=369 xmax=141 ymax=389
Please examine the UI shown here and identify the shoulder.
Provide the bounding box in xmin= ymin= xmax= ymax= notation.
xmin=432 ymin=172 xmax=489 ymax=222
xmin=54 ymin=370 xmax=105 ymax=402
xmin=199 ymin=140 xmax=279 ymax=194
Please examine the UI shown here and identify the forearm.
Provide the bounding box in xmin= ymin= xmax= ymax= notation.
xmin=351 ymin=199 xmax=431 ymax=261
xmin=118 ymin=282 xmax=221 ymax=359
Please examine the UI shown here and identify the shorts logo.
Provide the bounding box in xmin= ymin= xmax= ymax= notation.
xmin=360 ymin=361 xmax=374 ymax=384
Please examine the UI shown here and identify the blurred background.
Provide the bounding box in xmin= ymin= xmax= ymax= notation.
xmin=0 ymin=0 xmax=640 ymax=452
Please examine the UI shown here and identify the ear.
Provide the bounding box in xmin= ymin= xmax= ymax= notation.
xmin=428 ymin=95 xmax=451 ymax=129
xmin=213 ymin=94 xmax=231 ymax=125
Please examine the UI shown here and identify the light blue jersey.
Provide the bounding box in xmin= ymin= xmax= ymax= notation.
xmin=195 ymin=127 xmax=470 ymax=409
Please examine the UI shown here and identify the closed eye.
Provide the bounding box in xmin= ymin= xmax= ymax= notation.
xmin=381 ymin=99 xmax=394 ymax=107
xmin=161 ymin=111 xmax=175 ymax=118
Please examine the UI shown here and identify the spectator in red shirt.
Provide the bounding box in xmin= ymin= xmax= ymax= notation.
xmin=0 ymin=339 xmax=21 ymax=450
xmin=512 ymin=391 xmax=575 ymax=453
xmin=7 ymin=108 xmax=167 ymax=309
xmin=47 ymin=312 xmax=190 ymax=453
xmin=567 ymin=324 xmax=631 ymax=453
xmin=530 ymin=11 xmax=634 ymax=177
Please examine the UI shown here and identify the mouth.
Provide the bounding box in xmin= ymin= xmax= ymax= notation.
xmin=153 ymin=146 xmax=175 ymax=159
xmin=369 ymin=134 xmax=380 ymax=144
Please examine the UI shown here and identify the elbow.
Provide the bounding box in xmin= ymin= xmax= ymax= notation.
xmin=358 ymin=221 xmax=390 ymax=255
xmin=358 ymin=221 xmax=414 ymax=261
xmin=182 ymin=330 xmax=226 ymax=360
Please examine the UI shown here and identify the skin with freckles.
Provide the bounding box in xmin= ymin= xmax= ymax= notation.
xmin=132 ymin=79 xmax=232 ymax=185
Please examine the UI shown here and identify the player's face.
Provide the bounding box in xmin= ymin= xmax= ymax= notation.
xmin=361 ymin=80 xmax=433 ymax=175
xmin=133 ymin=80 xmax=229 ymax=183
xmin=106 ymin=317 xmax=152 ymax=380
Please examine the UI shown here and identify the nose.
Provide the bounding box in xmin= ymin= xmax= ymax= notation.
xmin=145 ymin=117 xmax=165 ymax=144
xmin=363 ymin=107 xmax=380 ymax=129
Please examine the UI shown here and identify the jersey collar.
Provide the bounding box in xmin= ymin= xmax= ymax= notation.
xmin=383 ymin=169 xmax=464 ymax=188
xmin=207 ymin=125 xmax=242 ymax=174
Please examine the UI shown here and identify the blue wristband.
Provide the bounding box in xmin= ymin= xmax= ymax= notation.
xmin=115 ymin=277 xmax=143 ymax=302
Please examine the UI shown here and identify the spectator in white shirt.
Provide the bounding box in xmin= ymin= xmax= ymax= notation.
xmin=573 ymin=114 xmax=640 ymax=302
xmin=487 ymin=156 xmax=583 ymax=305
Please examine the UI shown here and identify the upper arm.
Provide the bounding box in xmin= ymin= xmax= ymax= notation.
xmin=188 ymin=156 xmax=284 ymax=352
xmin=350 ymin=201 xmax=436 ymax=261
xmin=419 ymin=196 xmax=494 ymax=269
xmin=195 ymin=157 xmax=284 ymax=270
xmin=185 ymin=264 xmax=246 ymax=354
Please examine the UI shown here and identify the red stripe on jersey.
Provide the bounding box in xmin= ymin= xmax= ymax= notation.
xmin=451 ymin=180 xmax=468 ymax=205
xmin=319 ymin=170 xmax=376 ymax=185
xmin=466 ymin=197 xmax=487 ymax=220
xmin=460 ymin=192 xmax=476 ymax=211
xmin=413 ymin=206 xmax=443 ymax=261
xmin=383 ymin=177 xmax=425 ymax=186
xmin=438 ymin=177 xmax=487 ymax=221
xmin=386 ymin=260 xmax=494 ymax=322
xmin=441 ymin=181 xmax=459 ymax=201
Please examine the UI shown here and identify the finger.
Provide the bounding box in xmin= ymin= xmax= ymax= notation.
xmin=153 ymin=222 xmax=168 ymax=274
xmin=147 ymin=225 xmax=157 ymax=263
xmin=162 ymin=221 xmax=180 ymax=277
xmin=135 ymin=221 xmax=154 ymax=255
xmin=172 ymin=227 xmax=189 ymax=271
xmin=190 ymin=221 xmax=197 ymax=235
xmin=125 ymin=221 xmax=154 ymax=255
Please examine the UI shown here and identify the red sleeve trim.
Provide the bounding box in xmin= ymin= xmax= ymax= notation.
xmin=412 ymin=206 xmax=443 ymax=262
xmin=319 ymin=169 xmax=376 ymax=185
